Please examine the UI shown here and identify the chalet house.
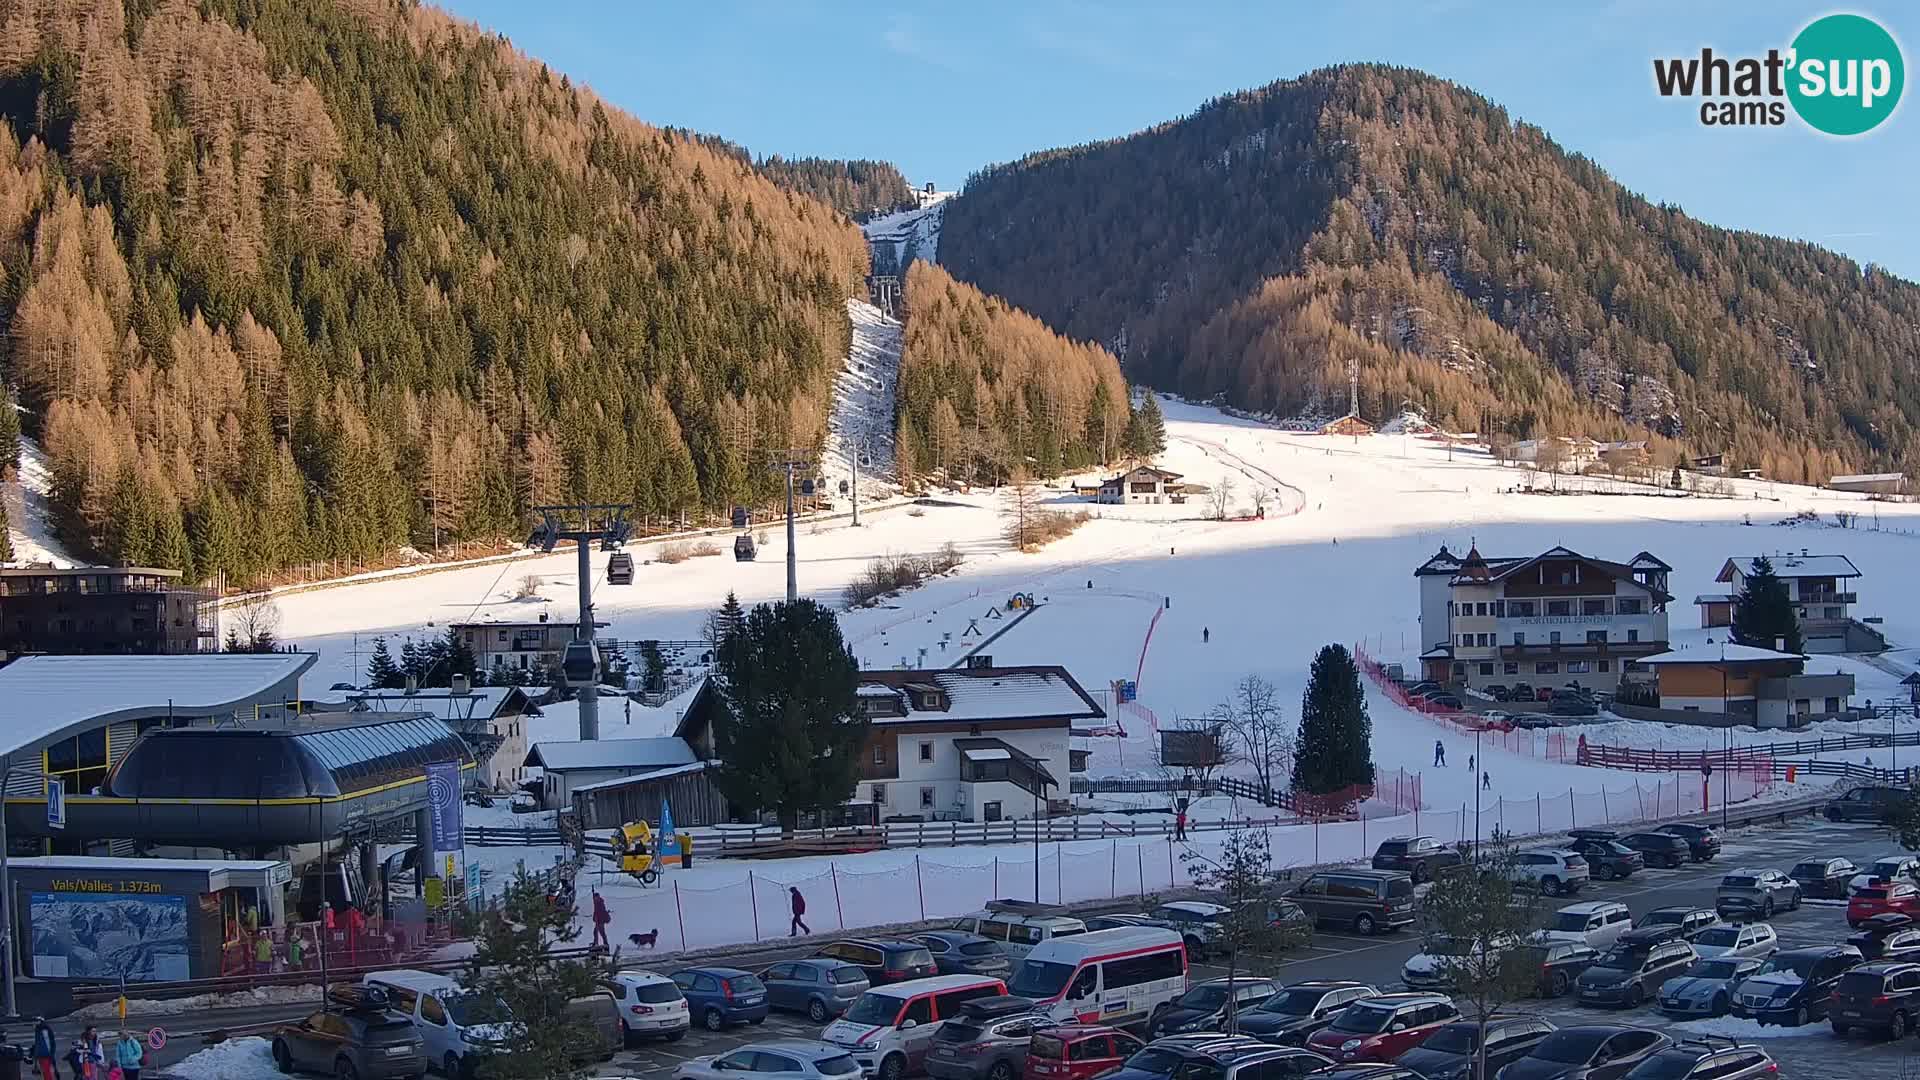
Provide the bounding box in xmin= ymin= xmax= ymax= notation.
xmin=1097 ymin=466 xmax=1183 ymax=505
xmin=1509 ymin=437 xmax=1601 ymax=469
xmin=1698 ymin=553 xmax=1880 ymax=653
xmin=1637 ymin=644 xmax=1854 ymax=728
xmin=344 ymin=684 xmax=539 ymax=790
xmin=452 ymin=614 xmax=610 ymax=675
xmin=675 ymin=665 xmax=1103 ymax=823
xmin=1320 ymin=413 xmax=1374 ymax=437
xmin=1415 ymin=545 xmax=1672 ymax=693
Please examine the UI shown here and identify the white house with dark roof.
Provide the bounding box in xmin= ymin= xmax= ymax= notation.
xmin=1702 ymin=552 xmax=1880 ymax=653
xmin=1097 ymin=466 xmax=1184 ymax=505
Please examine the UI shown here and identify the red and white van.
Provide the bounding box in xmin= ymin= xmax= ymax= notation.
xmin=1005 ymin=926 xmax=1187 ymax=1027
xmin=820 ymin=973 xmax=1007 ymax=1078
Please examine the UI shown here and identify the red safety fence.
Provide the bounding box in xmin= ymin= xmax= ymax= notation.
xmin=1355 ymin=646 xmax=1579 ymax=762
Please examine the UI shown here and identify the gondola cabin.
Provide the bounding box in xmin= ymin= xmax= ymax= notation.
xmin=734 ymin=534 xmax=757 ymax=561
xmin=606 ymin=552 xmax=635 ymax=584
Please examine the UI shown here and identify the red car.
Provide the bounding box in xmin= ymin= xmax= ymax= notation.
xmin=1026 ymin=1026 xmax=1143 ymax=1080
xmin=1848 ymin=881 xmax=1920 ymax=927
xmin=1304 ymin=993 xmax=1458 ymax=1063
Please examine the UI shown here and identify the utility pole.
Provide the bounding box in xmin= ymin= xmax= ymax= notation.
xmin=769 ymin=452 xmax=814 ymax=604
xmin=530 ymin=504 xmax=633 ymax=741
xmin=851 ymin=441 xmax=862 ymax=528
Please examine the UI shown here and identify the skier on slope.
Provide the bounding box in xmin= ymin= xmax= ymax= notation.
xmin=1434 ymin=741 xmax=1445 ymax=767
xmin=1202 ymin=627 xmax=1210 ymax=644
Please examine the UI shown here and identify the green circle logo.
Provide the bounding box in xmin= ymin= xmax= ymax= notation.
xmin=1787 ymin=13 xmax=1904 ymax=135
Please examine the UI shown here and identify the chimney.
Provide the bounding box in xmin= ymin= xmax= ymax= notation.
xmin=1775 ymin=637 xmax=1786 ymax=653
xmin=450 ymin=673 xmax=471 ymax=696
xmin=403 ymin=674 xmax=418 ymax=696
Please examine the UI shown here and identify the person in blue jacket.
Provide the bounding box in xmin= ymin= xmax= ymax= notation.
xmin=31 ymin=1019 xmax=57 ymax=1080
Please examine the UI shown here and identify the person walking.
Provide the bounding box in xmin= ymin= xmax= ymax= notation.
xmin=1433 ymin=741 xmax=1446 ymax=767
xmin=1202 ymin=627 xmax=1210 ymax=644
xmin=114 ymin=1031 xmax=143 ymax=1080
xmin=32 ymin=1018 xmax=57 ymax=1080
xmin=253 ymin=929 xmax=273 ymax=974
xmin=64 ymin=1039 xmax=83 ymax=1080
xmin=1482 ymin=770 xmax=1491 ymax=791
xmin=591 ymin=890 xmax=612 ymax=950
xmin=788 ymin=887 xmax=810 ymax=937
xmin=1467 ymin=753 xmax=1475 ymax=774
xmin=80 ymin=1029 xmax=104 ymax=1080
xmin=1174 ymin=808 xmax=1187 ymax=841
xmin=288 ymin=931 xmax=306 ymax=972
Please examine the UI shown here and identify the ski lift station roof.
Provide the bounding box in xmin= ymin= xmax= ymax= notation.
xmin=0 ymin=652 xmax=317 ymax=760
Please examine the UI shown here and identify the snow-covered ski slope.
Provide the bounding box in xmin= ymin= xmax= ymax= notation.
xmin=4 ymin=435 xmax=79 ymax=567
xmin=862 ymin=191 xmax=949 ymax=271
xmin=279 ymin=396 xmax=1920 ymax=806
xmin=817 ymin=299 xmax=901 ymax=504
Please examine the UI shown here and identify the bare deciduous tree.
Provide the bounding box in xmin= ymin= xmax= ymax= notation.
xmin=1208 ymin=476 xmax=1236 ymax=521
xmin=1211 ymin=675 xmax=1293 ymax=799
xmin=1249 ymin=487 xmax=1271 ymax=517
xmin=223 ymin=594 xmax=282 ymax=653
xmin=1002 ymin=467 xmax=1042 ymax=551
xmin=1154 ymin=718 xmax=1238 ymax=795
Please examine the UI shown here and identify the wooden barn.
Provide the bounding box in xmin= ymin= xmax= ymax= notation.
xmin=1320 ymin=413 xmax=1374 ymax=437
xmin=570 ymin=762 xmax=731 ymax=830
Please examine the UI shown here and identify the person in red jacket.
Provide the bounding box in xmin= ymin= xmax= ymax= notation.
xmin=789 ymin=887 xmax=809 ymax=936
xmin=591 ymin=891 xmax=611 ymax=949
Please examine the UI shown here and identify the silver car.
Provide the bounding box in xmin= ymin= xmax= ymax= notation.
xmin=1715 ymin=869 xmax=1800 ymax=919
xmin=673 ymin=1040 xmax=863 ymax=1080
xmin=1658 ymin=956 xmax=1765 ymax=1018
xmin=1688 ymin=922 xmax=1776 ymax=959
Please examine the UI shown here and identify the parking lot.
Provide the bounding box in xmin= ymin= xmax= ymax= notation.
xmin=582 ymin=816 xmax=1920 ymax=1078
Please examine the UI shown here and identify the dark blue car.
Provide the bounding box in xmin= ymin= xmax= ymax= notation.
xmin=671 ymin=966 xmax=770 ymax=1031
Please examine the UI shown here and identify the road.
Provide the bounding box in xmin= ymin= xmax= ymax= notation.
xmin=89 ymin=815 xmax=1918 ymax=1076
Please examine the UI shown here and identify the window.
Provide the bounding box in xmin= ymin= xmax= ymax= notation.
xmin=1504 ymin=663 xmax=1519 ymax=676
xmin=1825 ymin=606 xmax=1843 ymax=619
xmin=1509 ymin=601 xmax=1537 ymax=617
xmin=1548 ymin=601 xmax=1572 ymax=616
xmin=1479 ymin=663 xmax=1494 ymax=676
xmin=902 ymin=996 xmax=933 ymax=1025
xmin=871 ymin=784 xmax=886 ymax=804
xmin=1459 ymin=634 xmax=1471 ymax=647
xmin=1597 ymin=661 xmax=1611 ymax=673
xmin=1616 ymin=598 xmax=1642 ymax=615
xmin=1586 ymin=630 xmax=1607 ymax=644
xmin=1627 ymin=629 xmax=1639 ymax=643
xmin=44 ymin=727 xmax=109 ymax=798
xmin=1513 ymin=633 xmax=1526 ymax=645
xmin=1536 ymin=662 xmax=1559 ymax=675
xmin=1102 ymin=949 xmax=1183 ymax=988
xmin=918 ymin=742 xmax=933 ymax=762
xmin=1583 ymin=599 xmax=1607 ymax=616
xmin=1550 ymin=631 xmax=1561 ymax=644
xmin=1476 ymin=603 xmax=1488 ymax=616
xmin=1477 ymin=633 xmax=1491 ymax=647
xmin=872 ymin=744 xmax=885 ymax=765
xmin=920 ymin=787 xmax=935 ymax=808
xmin=1492 ymin=601 xmax=1506 ymax=617
xmin=1566 ymin=661 xmax=1590 ymax=674
xmin=420 ymin=995 xmax=448 ymax=1025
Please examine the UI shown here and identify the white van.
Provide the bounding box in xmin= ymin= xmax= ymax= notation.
xmin=1533 ymin=901 xmax=1633 ymax=950
xmin=952 ymin=904 xmax=1088 ymax=961
xmin=363 ymin=969 xmax=518 ymax=1079
xmin=820 ymin=973 xmax=1007 ymax=1079
xmin=1006 ymin=926 xmax=1187 ymax=1026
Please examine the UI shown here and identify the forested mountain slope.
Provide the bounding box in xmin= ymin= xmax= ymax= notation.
xmin=670 ymin=131 xmax=917 ymax=221
xmin=0 ymin=0 xmax=867 ymax=584
xmin=940 ymin=64 xmax=1920 ymax=482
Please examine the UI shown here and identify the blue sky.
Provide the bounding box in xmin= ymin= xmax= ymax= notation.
xmin=442 ymin=2 xmax=1918 ymax=279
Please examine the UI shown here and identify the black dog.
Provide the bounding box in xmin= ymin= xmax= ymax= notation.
xmin=629 ymin=929 xmax=659 ymax=949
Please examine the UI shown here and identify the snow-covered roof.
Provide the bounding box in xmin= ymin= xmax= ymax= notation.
xmin=1718 ymin=554 xmax=1861 ymax=581
xmin=960 ymin=747 xmax=1011 ymax=762
xmin=1693 ymin=594 xmax=1735 ymax=605
xmin=1830 ymin=473 xmax=1905 ymax=484
xmin=523 ymin=736 xmax=699 ymax=772
xmin=1637 ymin=644 xmax=1806 ymax=665
xmin=856 ymin=684 xmax=902 ymax=699
xmin=570 ymin=761 xmax=709 ymax=794
xmin=346 ymin=686 xmax=534 ymax=720
xmin=7 ymin=855 xmax=284 ymax=872
xmin=0 ymin=653 xmax=317 ymax=758
xmin=874 ymin=669 xmax=1102 ymax=725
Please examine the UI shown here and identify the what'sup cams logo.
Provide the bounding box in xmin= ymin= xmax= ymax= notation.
xmin=1654 ymin=12 xmax=1904 ymax=135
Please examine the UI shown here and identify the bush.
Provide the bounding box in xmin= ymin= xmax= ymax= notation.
xmin=843 ymin=543 xmax=967 ymax=608
xmin=689 ymin=540 xmax=722 ymax=558
xmin=1027 ymin=510 xmax=1090 ymax=547
xmin=656 ymin=541 xmax=692 ymax=564
xmin=515 ymin=574 xmax=542 ymax=599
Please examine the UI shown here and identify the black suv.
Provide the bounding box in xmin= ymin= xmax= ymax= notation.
xmin=1827 ymin=785 xmax=1905 ymax=823
xmin=813 ymin=938 xmax=938 ymax=984
xmin=1789 ymin=856 xmax=1859 ymax=899
xmin=1565 ymin=833 xmax=1642 ymax=881
xmin=1370 ymin=835 xmax=1465 ymax=884
xmin=1395 ymin=1016 xmax=1555 ymax=1080
xmin=1498 ymin=1026 xmax=1671 ymax=1080
xmin=272 ymin=985 xmax=426 ymax=1080
xmin=1654 ymin=822 xmax=1721 ymax=862
xmin=1626 ymin=1040 xmax=1778 ymax=1080
xmin=1288 ymin=869 xmax=1416 ymax=936
xmin=1575 ymin=937 xmax=1695 ymax=1008
xmin=1515 ymin=941 xmax=1599 ymax=997
xmin=1633 ymin=907 xmax=1719 ymax=943
xmin=1829 ymin=961 xmax=1920 ymax=1038
xmin=1618 ymin=831 xmax=1689 ymax=869
xmin=1232 ymin=981 xmax=1379 ymax=1045
xmin=1732 ymin=945 xmax=1863 ymax=1026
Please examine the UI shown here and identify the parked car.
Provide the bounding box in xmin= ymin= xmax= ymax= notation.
xmin=1848 ymin=880 xmax=1920 ymax=927
xmin=1148 ymin=976 xmax=1281 ymax=1037
xmin=923 ymin=997 xmax=1056 ymax=1080
xmin=563 ymin=991 xmax=621 ymax=1064
xmin=1535 ymin=902 xmax=1632 ymax=951
xmin=1512 ymin=713 xmax=1558 ymax=730
xmin=1403 ymin=934 xmax=1520 ymax=991
xmin=1507 ymin=682 xmax=1534 ymax=703
xmin=1395 ymin=1017 xmax=1556 ymax=1080
xmin=1507 ymin=850 xmax=1591 ymax=896
xmin=757 ymin=959 xmax=870 ymax=1022
xmin=1404 ymin=681 xmax=1442 ymax=698
xmin=1550 ymin=690 xmax=1599 ymax=717
xmin=823 ymin=974 xmax=1009 ymax=1080
xmin=1288 ymin=869 xmax=1417 ymax=935
xmin=1657 ymin=956 xmax=1764 ymax=1019
xmin=272 ymin=985 xmax=428 ymax=1080
xmin=672 ymin=966 xmax=770 ymax=1031
xmin=1616 ymin=832 xmax=1690 ymax=869
xmin=1083 ymin=913 xmax=1165 ymax=933
xmin=1826 ymin=785 xmax=1905 ymax=823
xmin=1730 ymin=945 xmax=1863 ymax=1027
xmin=1563 ymin=838 xmax=1640 ymax=881
xmin=1516 ymin=941 xmax=1599 ymax=998
xmin=1371 ymin=835 xmax=1466 ymax=884
xmin=1653 ymin=823 xmax=1720 ymax=862
xmin=1104 ymin=1036 xmax=1329 ymax=1080
xmin=1848 ymin=917 xmax=1920 ymax=961
xmin=1632 ymin=907 xmax=1719 ymax=943
xmin=917 ymin=931 xmax=1015 ymax=979
xmin=1827 ymin=960 xmax=1920 ymax=1039
xmin=1484 ymin=685 xmax=1513 ymax=702
xmin=1319 ymin=1069 xmax=1424 ymax=1080
xmin=1023 ymin=1025 xmax=1143 ymax=1080
xmin=1304 ymin=993 xmax=1459 ymax=1064
xmin=1533 ymin=686 xmax=1556 ymax=702
xmin=1848 ymin=855 xmax=1920 ymax=892
xmin=1575 ymin=938 xmax=1695 ymax=1009
xmin=1715 ymin=870 xmax=1800 ymax=920
xmin=1619 ymin=1040 xmax=1777 ymax=1080
xmin=1153 ymin=901 xmax=1234 ymax=957
xmin=1496 ymin=1026 xmax=1671 ymax=1080
xmin=601 ymin=971 xmax=692 ymax=1044
xmin=1232 ymin=982 xmax=1379 ymax=1045
xmin=670 ymin=1040 xmax=865 ymax=1080
xmin=814 ymin=938 xmax=939 ymax=985
xmin=1789 ymin=856 xmax=1859 ymax=899
xmin=1687 ymin=921 xmax=1775 ymax=960
xmin=361 ymin=970 xmax=518 ymax=1080
xmin=1424 ymin=692 xmax=1464 ymax=710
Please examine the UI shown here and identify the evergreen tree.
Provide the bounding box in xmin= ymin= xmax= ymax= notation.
xmin=441 ymin=626 xmax=478 ymax=685
xmin=0 ymin=500 xmax=11 ymax=562
xmin=1294 ymin=643 xmax=1374 ymax=796
xmin=0 ymin=383 xmax=18 ymax=477
xmin=1137 ymin=393 xmax=1168 ymax=456
xmin=711 ymin=599 xmax=865 ymax=829
xmin=399 ymin=639 xmax=426 ymax=686
xmin=453 ymin=868 xmax=611 ymax=1080
xmin=366 ymin=637 xmax=403 ymax=689
xmin=1731 ymin=556 xmax=1803 ymax=653
xmin=704 ymin=590 xmax=746 ymax=648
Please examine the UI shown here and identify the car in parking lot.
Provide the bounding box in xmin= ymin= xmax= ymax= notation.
xmin=1848 ymin=915 xmax=1920 ymax=961
xmin=1147 ymin=976 xmax=1280 ymax=1037
xmin=1507 ymin=850 xmax=1590 ymax=896
xmin=814 ymin=939 xmax=940 ymax=985
xmin=1082 ymin=913 xmax=1164 ymax=933
xmin=1231 ymin=982 xmax=1379 ymax=1045
xmin=1848 ymin=879 xmax=1920 ymax=927
xmin=272 ymin=985 xmax=427 ymax=1080
xmin=1617 ymin=832 xmax=1690 ymax=869
xmin=1403 ymin=934 xmax=1520 ymax=991
xmin=1023 ymin=1025 xmax=1143 ymax=1080
xmin=1656 ymin=956 xmax=1764 ymax=1019
xmin=1787 ymin=856 xmax=1858 ymax=900
xmin=1687 ymin=921 xmax=1775 ymax=960
xmin=1653 ymin=823 xmax=1720 ymax=862
xmin=1574 ymin=938 xmax=1695 ymax=1009
xmin=1304 ymin=993 xmax=1459 ymax=1063
xmin=1715 ymin=870 xmax=1800 ymax=920
xmin=1517 ymin=941 xmax=1599 ymax=998
xmin=1826 ymin=785 xmax=1905 ymax=823
xmin=756 ymin=959 xmax=869 ymax=1023
xmin=1620 ymin=1040 xmax=1777 ymax=1080
xmin=602 ymin=970 xmax=693 ymax=1043
xmin=1536 ymin=902 xmax=1632 ymax=951
xmin=672 ymin=967 xmax=770 ymax=1031
xmin=1849 ymin=855 xmax=1920 ymax=893
xmin=917 ymin=930 xmax=1015 ymax=979
xmin=923 ymin=997 xmax=1057 ymax=1080
xmin=1153 ymin=900 xmax=1234 ymax=957
xmin=1631 ymin=907 xmax=1719 ymax=943
xmin=1288 ymin=869 xmax=1417 ymax=935
xmin=1827 ymin=960 xmax=1920 ymax=1039
xmin=1564 ymin=836 xmax=1642 ymax=882
xmin=1731 ymin=945 xmax=1863 ymax=1027
xmin=1371 ymin=835 xmax=1466 ymax=884
xmin=1495 ymin=1025 xmax=1671 ymax=1080
xmin=1104 ymin=1035 xmax=1330 ymax=1080
xmin=671 ymin=1040 xmax=864 ymax=1080
xmin=1395 ymin=1017 xmax=1556 ymax=1080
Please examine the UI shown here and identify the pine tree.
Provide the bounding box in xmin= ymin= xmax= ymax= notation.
xmin=366 ymin=637 xmax=403 ymax=689
xmin=399 ymin=639 xmax=425 ymax=685
xmin=1137 ymin=393 xmax=1168 ymax=456
xmin=441 ymin=626 xmax=478 ymax=685
xmin=453 ymin=868 xmax=612 ymax=1080
xmin=1294 ymin=643 xmax=1374 ymax=796
xmin=1731 ymin=555 xmax=1803 ymax=653
xmin=0 ymin=383 xmax=19 ymax=477
xmin=704 ymin=590 xmax=745 ymax=647
xmin=711 ymin=599 xmax=865 ymax=829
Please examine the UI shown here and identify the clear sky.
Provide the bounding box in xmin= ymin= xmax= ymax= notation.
xmin=440 ymin=2 xmax=1919 ymax=280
